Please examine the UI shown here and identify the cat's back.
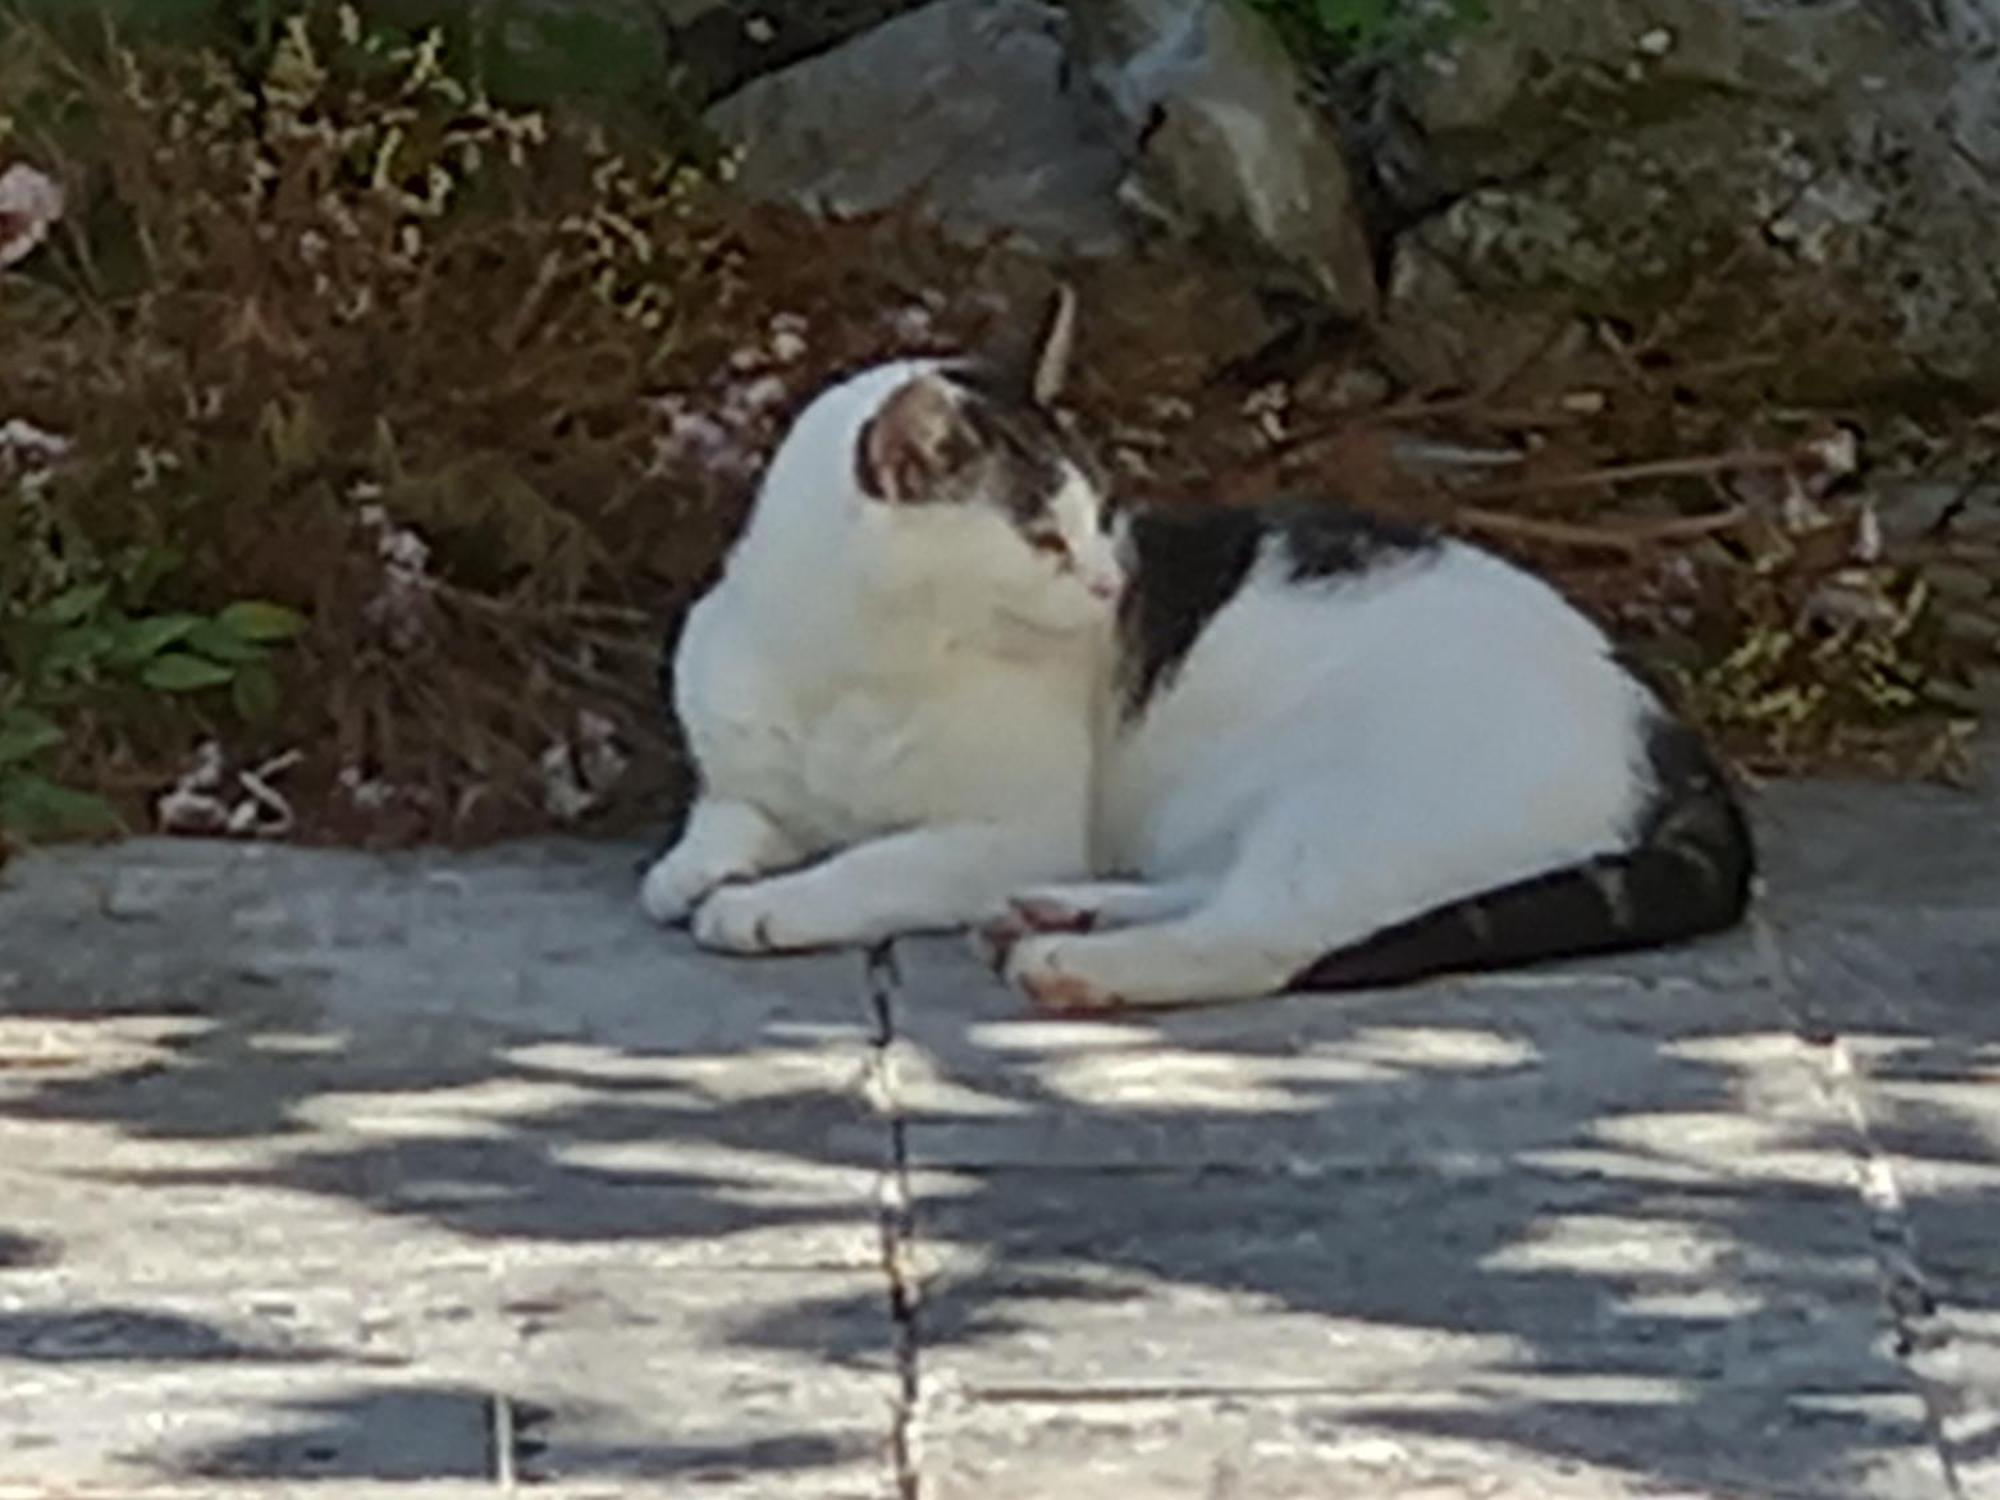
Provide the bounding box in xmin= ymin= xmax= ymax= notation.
xmin=1101 ymin=497 xmax=1655 ymax=873
xmin=1117 ymin=498 xmax=1631 ymax=713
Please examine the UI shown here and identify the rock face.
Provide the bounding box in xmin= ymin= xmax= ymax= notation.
xmin=1068 ymin=0 xmax=1380 ymax=319
xmin=1364 ymin=0 xmax=2000 ymax=393
xmin=704 ymin=0 xmax=1133 ymax=257
xmin=9 ymin=0 xmax=1991 ymax=396
xmin=704 ymin=0 xmax=1380 ymax=315
xmin=660 ymin=0 xmax=932 ymax=103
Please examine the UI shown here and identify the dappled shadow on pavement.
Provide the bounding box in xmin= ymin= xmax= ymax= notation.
xmin=0 ymin=784 xmax=1993 ymax=1492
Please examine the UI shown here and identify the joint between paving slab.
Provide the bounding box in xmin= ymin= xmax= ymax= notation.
xmin=488 ymin=1390 xmax=518 ymax=1491
xmin=866 ymin=940 xmax=922 ymax=1500
xmin=1752 ymin=913 xmax=1967 ymax=1499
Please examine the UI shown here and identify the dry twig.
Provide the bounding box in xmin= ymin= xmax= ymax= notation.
xmin=1455 ymin=504 xmax=1750 ymax=554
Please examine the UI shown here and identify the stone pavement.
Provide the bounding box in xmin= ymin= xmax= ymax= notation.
xmin=0 ymin=768 xmax=1994 ymax=1498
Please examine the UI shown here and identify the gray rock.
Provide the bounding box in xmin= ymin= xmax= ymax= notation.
xmin=1070 ymin=0 xmax=1379 ymax=318
xmin=665 ymin=0 xmax=934 ymax=103
xmin=703 ymin=0 xmax=1380 ymax=314
xmin=1369 ymin=0 xmax=2000 ymax=393
xmin=704 ymin=0 xmax=1133 ymax=257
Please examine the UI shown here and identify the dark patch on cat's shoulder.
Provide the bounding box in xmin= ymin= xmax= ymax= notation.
xmin=1118 ymin=506 xmax=1266 ymax=716
xmin=1268 ymin=497 xmax=1438 ymax=581
xmin=1118 ymin=498 xmax=1438 ymax=719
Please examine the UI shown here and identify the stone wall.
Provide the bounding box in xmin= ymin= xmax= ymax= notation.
xmin=696 ymin=0 xmax=2000 ymax=396
xmin=1362 ymin=0 xmax=2000 ymax=392
xmin=10 ymin=0 xmax=1995 ymax=396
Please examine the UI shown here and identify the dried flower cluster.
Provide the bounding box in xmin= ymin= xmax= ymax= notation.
xmin=0 ymin=162 xmax=63 ymax=269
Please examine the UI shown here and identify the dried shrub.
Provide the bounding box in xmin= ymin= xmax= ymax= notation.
xmin=2 ymin=2 xmax=1989 ymax=859
xmin=2 ymin=5 xmax=753 ymax=842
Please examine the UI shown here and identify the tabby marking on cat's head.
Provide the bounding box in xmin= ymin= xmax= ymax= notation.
xmin=851 ymin=287 xmax=1123 ymax=633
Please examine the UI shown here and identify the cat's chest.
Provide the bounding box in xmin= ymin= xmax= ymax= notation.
xmin=681 ymin=580 xmax=1098 ymax=844
xmin=793 ymin=688 xmax=932 ymax=827
xmin=690 ymin=682 xmax=914 ymax=843
xmin=711 ymin=670 xmax=987 ymax=847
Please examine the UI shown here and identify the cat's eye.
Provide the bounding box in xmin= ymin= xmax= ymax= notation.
xmin=1028 ymin=533 xmax=1069 ymax=557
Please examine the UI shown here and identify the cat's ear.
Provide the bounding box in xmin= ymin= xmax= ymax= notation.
xmin=856 ymin=375 xmax=980 ymax=504
xmin=1029 ymin=283 xmax=1077 ymax=407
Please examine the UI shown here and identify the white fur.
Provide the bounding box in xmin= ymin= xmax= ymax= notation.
xmin=1021 ymin=537 xmax=1654 ymax=1007
xmin=640 ymin=362 xmax=1118 ymax=948
xmin=643 ymin=361 xmax=1660 ymax=1008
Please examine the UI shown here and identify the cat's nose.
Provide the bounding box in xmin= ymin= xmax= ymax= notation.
xmin=1084 ymin=571 xmax=1124 ymax=602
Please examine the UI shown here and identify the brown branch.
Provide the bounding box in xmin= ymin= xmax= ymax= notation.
xmin=1264 ymin=394 xmax=1574 ymax=467
xmin=1456 ymin=451 xmax=1792 ymax=504
xmin=1456 ymin=504 xmax=1749 ymax=554
xmin=432 ymin=580 xmax=651 ymax=627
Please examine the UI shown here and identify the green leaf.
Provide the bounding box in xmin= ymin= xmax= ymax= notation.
xmin=231 ymin=661 xmax=280 ymax=726
xmin=0 ymin=771 xmax=121 ymax=838
xmin=215 ymin=600 xmax=310 ymax=643
xmin=110 ymin=613 xmax=203 ymax=665
xmin=141 ymin=653 xmax=237 ymax=692
xmin=43 ymin=625 xmax=118 ymax=679
xmin=186 ymin=619 xmax=270 ymax=665
xmin=0 ymin=709 xmax=64 ymax=767
xmin=121 ymin=545 xmax=185 ymax=609
xmin=39 ymin=583 xmax=110 ymax=626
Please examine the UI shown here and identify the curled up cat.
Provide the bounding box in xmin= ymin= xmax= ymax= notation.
xmin=639 ymin=290 xmax=1754 ymax=1011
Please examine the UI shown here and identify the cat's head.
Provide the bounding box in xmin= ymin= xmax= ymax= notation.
xmin=851 ymin=288 xmax=1124 ymax=635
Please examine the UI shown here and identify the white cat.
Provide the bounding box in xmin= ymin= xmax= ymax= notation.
xmin=640 ymin=292 xmax=1753 ymax=1010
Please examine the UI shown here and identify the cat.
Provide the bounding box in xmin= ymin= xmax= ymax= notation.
xmin=640 ymin=289 xmax=1754 ymax=1010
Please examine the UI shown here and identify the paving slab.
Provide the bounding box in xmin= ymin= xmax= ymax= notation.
xmin=917 ymin=1391 xmax=1940 ymax=1500
xmin=0 ymin=1488 xmax=775 ymax=1500
xmin=0 ymin=838 xmax=885 ymax=1269
xmin=0 ymin=839 xmax=899 ymax=1493
xmin=890 ymin=935 xmax=1793 ymax=1174
xmin=0 ymin=1263 xmax=895 ymax=1492
xmin=887 ymin=758 xmax=2000 ymax=1498
xmin=890 ymin=934 xmax=1947 ymax=1498
xmin=1 ymin=757 xmax=1996 ymax=1499
xmin=1756 ymin=771 xmax=2000 ymax=1494
xmin=904 ymin=1162 xmax=1935 ymax=1499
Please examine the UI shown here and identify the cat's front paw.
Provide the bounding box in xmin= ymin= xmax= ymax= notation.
xmin=692 ymin=884 xmax=810 ymax=955
xmin=1006 ymin=936 xmax=1126 ymax=1015
xmin=970 ymin=911 xmax=1030 ymax=974
xmin=639 ymin=850 xmax=724 ymax=926
xmin=972 ymin=894 xmax=1097 ymax=974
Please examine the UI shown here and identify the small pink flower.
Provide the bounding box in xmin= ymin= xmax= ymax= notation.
xmin=0 ymin=164 xmax=65 ymax=270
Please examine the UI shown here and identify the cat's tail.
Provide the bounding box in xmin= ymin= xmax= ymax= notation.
xmin=1290 ymin=721 xmax=1754 ymax=991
